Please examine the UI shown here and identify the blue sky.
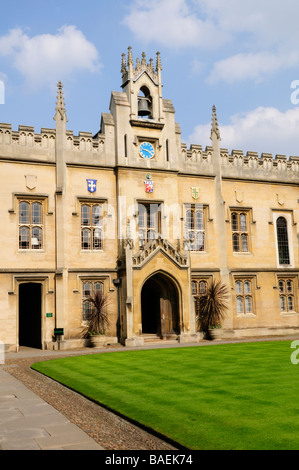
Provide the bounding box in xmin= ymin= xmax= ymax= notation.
xmin=1 ymin=0 xmax=299 ymax=157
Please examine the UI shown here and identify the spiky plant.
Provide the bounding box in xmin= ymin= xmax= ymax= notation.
xmin=83 ymin=291 xmax=110 ymax=337
xmin=195 ymin=279 xmax=229 ymax=340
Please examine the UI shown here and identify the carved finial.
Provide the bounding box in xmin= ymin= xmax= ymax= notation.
xmin=156 ymin=52 xmax=162 ymax=71
xmin=54 ymin=81 xmax=67 ymax=122
xmin=127 ymin=46 xmax=133 ymax=67
xmin=141 ymin=52 xmax=146 ymax=66
xmin=149 ymin=58 xmax=154 ymax=71
xmin=121 ymin=53 xmax=127 ymax=74
xmin=211 ymin=105 xmax=221 ymax=141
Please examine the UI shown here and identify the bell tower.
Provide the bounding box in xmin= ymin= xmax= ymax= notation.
xmin=106 ymin=47 xmax=180 ymax=170
xmin=121 ymin=47 xmax=164 ymax=123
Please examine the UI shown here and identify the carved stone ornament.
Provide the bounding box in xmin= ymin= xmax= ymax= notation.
xmin=25 ymin=175 xmax=37 ymax=190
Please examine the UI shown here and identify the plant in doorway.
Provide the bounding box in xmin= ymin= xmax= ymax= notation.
xmin=82 ymin=291 xmax=111 ymax=347
xmin=195 ymin=279 xmax=229 ymax=340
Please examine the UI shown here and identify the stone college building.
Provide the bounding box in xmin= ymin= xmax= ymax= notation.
xmin=1 ymin=48 xmax=299 ymax=351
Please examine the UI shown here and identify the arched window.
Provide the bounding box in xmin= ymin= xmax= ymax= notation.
xmin=81 ymin=203 xmax=103 ymax=250
xmin=276 ymin=217 xmax=290 ymax=265
xmin=185 ymin=204 xmax=205 ymax=251
xmin=18 ymin=200 xmax=43 ymax=250
xmin=276 ymin=217 xmax=290 ymax=264
xmin=231 ymin=211 xmax=249 ymax=252
xmin=235 ymin=279 xmax=254 ymax=314
xmin=82 ymin=281 xmax=104 ymax=321
xmin=278 ymin=278 xmax=295 ymax=312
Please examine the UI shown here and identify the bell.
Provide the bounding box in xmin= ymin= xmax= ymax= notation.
xmin=138 ymin=97 xmax=151 ymax=117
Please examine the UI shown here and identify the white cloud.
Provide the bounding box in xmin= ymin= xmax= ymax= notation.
xmin=207 ymin=51 xmax=299 ymax=84
xmin=122 ymin=0 xmax=229 ymax=48
xmin=123 ymin=0 xmax=299 ymax=82
xmin=189 ymin=107 xmax=299 ymax=157
xmin=0 ymin=26 xmax=101 ymax=89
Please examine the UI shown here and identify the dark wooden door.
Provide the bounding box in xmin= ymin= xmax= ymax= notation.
xmin=160 ymin=298 xmax=173 ymax=336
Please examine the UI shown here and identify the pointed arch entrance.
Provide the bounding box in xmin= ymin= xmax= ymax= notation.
xmin=141 ymin=272 xmax=180 ymax=338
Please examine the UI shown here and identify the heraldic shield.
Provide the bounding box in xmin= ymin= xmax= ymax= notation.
xmin=87 ymin=179 xmax=97 ymax=193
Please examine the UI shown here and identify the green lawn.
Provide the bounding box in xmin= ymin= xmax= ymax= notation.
xmin=31 ymin=341 xmax=299 ymax=450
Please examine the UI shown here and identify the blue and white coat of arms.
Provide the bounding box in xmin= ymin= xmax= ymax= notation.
xmin=87 ymin=179 xmax=97 ymax=193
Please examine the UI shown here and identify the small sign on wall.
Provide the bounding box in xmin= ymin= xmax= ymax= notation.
xmin=46 ymin=313 xmax=53 ymax=318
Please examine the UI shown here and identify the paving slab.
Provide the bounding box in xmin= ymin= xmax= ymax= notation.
xmin=0 ymin=367 xmax=103 ymax=450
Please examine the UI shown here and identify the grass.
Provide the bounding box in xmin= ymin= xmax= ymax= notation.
xmin=31 ymin=341 xmax=299 ymax=450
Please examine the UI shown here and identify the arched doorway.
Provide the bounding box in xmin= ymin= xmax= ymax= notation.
xmin=19 ymin=283 xmax=42 ymax=349
xmin=141 ymin=272 xmax=180 ymax=338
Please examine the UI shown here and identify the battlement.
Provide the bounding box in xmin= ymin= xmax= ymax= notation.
xmin=182 ymin=142 xmax=299 ymax=181
xmin=0 ymin=123 xmax=105 ymax=154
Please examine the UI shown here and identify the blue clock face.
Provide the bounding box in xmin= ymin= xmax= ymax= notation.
xmin=139 ymin=141 xmax=155 ymax=159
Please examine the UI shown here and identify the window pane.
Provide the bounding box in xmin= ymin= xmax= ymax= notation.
xmin=277 ymin=217 xmax=290 ymax=264
xmin=232 ymin=213 xmax=239 ymax=231
xmin=19 ymin=226 xmax=29 ymax=249
xmin=94 ymin=282 xmax=103 ymax=295
xmin=237 ymin=296 xmax=244 ymax=313
xmin=32 ymin=202 xmax=42 ymax=224
xmin=83 ymin=282 xmax=92 ymax=297
xmin=196 ymin=232 xmax=205 ymax=251
xmin=195 ymin=210 xmax=203 ymax=230
xmin=148 ymin=229 xmax=156 ymax=240
xmin=32 ymin=227 xmax=42 ymax=250
xmin=233 ymin=234 xmax=240 ymax=252
xmin=278 ymin=280 xmax=285 ymax=293
xmin=245 ymin=296 xmax=252 ymax=313
xmin=138 ymin=204 xmax=146 ymax=228
xmin=235 ymin=281 xmax=242 ymax=294
xmin=244 ymin=281 xmax=251 ymax=294
xmin=240 ymin=213 xmax=247 ymax=231
xmin=93 ymin=228 xmax=102 ymax=250
xmin=280 ymin=295 xmax=286 ymax=311
xmin=83 ymin=301 xmax=92 ymax=321
xmin=192 ymin=281 xmax=197 ymax=295
xmin=241 ymin=234 xmax=248 ymax=252
xmin=81 ymin=228 xmax=91 ymax=249
xmin=186 ymin=210 xmax=194 ymax=230
xmin=81 ymin=205 xmax=90 ymax=226
xmin=188 ymin=230 xmax=195 ymax=241
xmin=199 ymin=281 xmax=207 ymax=294
xmin=92 ymin=205 xmax=102 ymax=226
xmin=288 ymin=296 xmax=294 ymax=311
xmin=286 ymin=280 xmax=293 ymax=293
xmin=19 ymin=202 xmax=29 ymax=224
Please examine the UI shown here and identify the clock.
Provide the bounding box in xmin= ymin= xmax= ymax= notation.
xmin=139 ymin=141 xmax=155 ymax=159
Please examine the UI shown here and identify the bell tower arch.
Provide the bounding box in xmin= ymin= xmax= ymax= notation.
xmin=120 ymin=48 xmax=164 ymax=123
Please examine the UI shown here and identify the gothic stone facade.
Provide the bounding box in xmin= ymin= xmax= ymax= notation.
xmin=1 ymin=48 xmax=299 ymax=351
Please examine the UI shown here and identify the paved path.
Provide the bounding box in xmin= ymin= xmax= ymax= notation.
xmin=0 ymin=350 xmax=104 ymax=450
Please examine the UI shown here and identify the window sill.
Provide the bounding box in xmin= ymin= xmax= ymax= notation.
xmin=236 ymin=312 xmax=256 ymax=318
xmin=80 ymin=250 xmax=104 ymax=253
xmin=281 ymin=311 xmax=298 ymax=316
xmin=233 ymin=251 xmax=251 ymax=255
xmin=18 ymin=249 xmax=45 ymax=253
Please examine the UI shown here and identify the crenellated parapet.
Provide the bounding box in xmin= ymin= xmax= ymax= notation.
xmin=0 ymin=124 xmax=56 ymax=149
xmin=0 ymin=122 xmax=108 ymax=163
xmin=181 ymin=142 xmax=299 ymax=181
